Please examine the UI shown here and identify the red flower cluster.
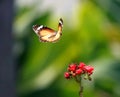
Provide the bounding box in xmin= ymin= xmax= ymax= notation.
xmin=64 ymin=62 xmax=94 ymax=80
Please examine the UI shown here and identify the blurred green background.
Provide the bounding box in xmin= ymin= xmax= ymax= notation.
xmin=13 ymin=0 xmax=120 ymax=97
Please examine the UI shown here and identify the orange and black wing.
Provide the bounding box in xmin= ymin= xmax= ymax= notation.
xmin=38 ymin=26 xmax=56 ymax=37
xmin=32 ymin=18 xmax=63 ymax=42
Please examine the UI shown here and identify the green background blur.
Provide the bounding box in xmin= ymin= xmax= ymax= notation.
xmin=13 ymin=0 xmax=120 ymax=97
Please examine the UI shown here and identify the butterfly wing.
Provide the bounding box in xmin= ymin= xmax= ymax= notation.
xmin=39 ymin=27 xmax=57 ymax=42
xmin=32 ymin=18 xmax=63 ymax=43
xmin=38 ymin=26 xmax=56 ymax=37
xmin=33 ymin=25 xmax=57 ymax=42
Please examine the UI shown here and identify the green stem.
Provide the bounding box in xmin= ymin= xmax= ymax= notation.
xmin=79 ymin=77 xmax=83 ymax=97
xmin=74 ymin=76 xmax=83 ymax=97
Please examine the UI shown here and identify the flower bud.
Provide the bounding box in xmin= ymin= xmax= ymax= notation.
xmin=84 ymin=65 xmax=94 ymax=75
xmin=68 ymin=64 xmax=77 ymax=72
xmin=64 ymin=72 xmax=70 ymax=79
xmin=78 ymin=62 xmax=86 ymax=69
xmin=75 ymin=69 xmax=83 ymax=75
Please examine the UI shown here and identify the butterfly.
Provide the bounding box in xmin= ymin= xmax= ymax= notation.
xmin=32 ymin=18 xmax=63 ymax=42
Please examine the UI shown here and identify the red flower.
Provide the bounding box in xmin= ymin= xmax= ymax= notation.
xmin=78 ymin=62 xmax=86 ymax=69
xmin=64 ymin=72 xmax=70 ymax=79
xmin=68 ymin=64 xmax=77 ymax=72
xmin=64 ymin=62 xmax=94 ymax=81
xmin=84 ymin=65 xmax=94 ymax=75
xmin=75 ymin=69 xmax=83 ymax=75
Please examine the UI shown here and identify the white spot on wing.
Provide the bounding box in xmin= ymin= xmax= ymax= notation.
xmin=34 ymin=30 xmax=38 ymax=34
xmin=37 ymin=25 xmax=43 ymax=30
xmin=59 ymin=20 xmax=63 ymax=25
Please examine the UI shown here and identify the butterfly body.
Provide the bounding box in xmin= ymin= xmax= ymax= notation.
xmin=32 ymin=18 xmax=63 ymax=43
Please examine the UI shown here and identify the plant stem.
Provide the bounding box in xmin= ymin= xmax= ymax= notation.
xmin=74 ymin=76 xmax=83 ymax=97
xmin=79 ymin=77 xmax=83 ymax=97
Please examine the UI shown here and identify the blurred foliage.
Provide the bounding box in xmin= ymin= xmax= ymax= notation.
xmin=13 ymin=0 xmax=120 ymax=97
